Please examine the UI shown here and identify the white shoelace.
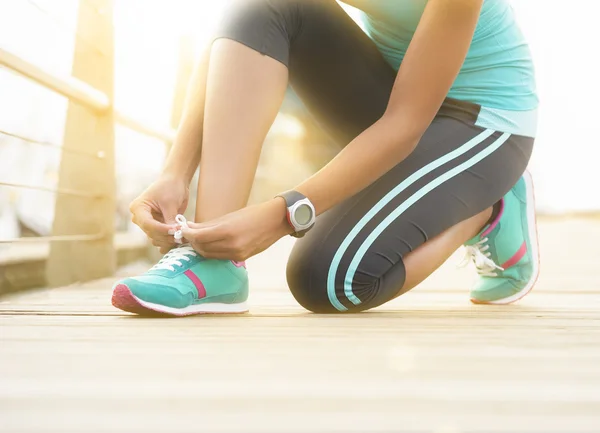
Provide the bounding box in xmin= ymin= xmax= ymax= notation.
xmin=461 ymin=237 xmax=504 ymax=277
xmin=149 ymin=215 xmax=196 ymax=272
xmin=173 ymin=214 xmax=189 ymax=244
xmin=150 ymin=245 xmax=198 ymax=272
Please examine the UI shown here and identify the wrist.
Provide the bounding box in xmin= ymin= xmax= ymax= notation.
xmin=269 ymin=197 xmax=295 ymax=237
xmin=161 ymin=164 xmax=193 ymax=186
xmin=274 ymin=191 xmax=317 ymax=238
xmin=162 ymin=144 xmax=200 ymax=185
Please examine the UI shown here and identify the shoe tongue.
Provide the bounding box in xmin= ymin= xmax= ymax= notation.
xmin=162 ymin=245 xmax=203 ymax=265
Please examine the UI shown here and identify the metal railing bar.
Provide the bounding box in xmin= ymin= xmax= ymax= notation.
xmin=0 ymin=232 xmax=105 ymax=244
xmin=0 ymin=181 xmax=104 ymax=198
xmin=0 ymin=129 xmax=106 ymax=160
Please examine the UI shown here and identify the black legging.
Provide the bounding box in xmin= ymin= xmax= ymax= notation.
xmin=215 ymin=0 xmax=534 ymax=313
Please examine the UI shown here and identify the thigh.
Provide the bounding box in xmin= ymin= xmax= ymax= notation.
xmin=287 ymin=101 xmax=534 ymax=313
xmin=217 ymin=0 xmax=396 ymax=145
xmin=287 ymin=0 xmax=396 ymax=145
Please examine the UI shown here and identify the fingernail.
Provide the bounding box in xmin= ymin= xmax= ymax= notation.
xmin=168 ymin=229 xmax=176 ymax=235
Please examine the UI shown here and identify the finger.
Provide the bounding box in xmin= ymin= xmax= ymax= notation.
xmin=151 ymin=237 xmax=176 ymax=250
xmin=182 ymin=225 xmax=227 ymax=244
xmin=150 ymin=231 xmax=176 ymax=243
xmin=147 ymin=232 xmax=177 ymax=251
xmin=133 ymin=206 xmax=176 ymax=236
xmin=184 ymin=221 xmax=220 ymax=230
xmin=160 ymin=204 xmax=180 ymax=226
xmin=132 ymin=206 xmax=170 ymax=233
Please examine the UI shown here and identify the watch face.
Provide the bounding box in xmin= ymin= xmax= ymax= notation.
xmin=294 ymin=203 xmax=314 ymax=226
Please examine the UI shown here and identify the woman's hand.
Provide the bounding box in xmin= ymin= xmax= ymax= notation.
xmin=129 ymin=174 xmax=190 ymax=253
xmin=181 ymin=198 xmax=292 ymax=261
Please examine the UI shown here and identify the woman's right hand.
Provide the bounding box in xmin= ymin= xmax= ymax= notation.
xmin=129 ymin=174 xmax=190 ymax=254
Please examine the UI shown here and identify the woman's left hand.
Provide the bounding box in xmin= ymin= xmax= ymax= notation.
xmin=180 ymin=198 xmax=293 ymax=261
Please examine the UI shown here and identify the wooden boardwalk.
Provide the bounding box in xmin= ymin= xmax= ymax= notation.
xmin=1 ymin=218 xmax=600 ymax=433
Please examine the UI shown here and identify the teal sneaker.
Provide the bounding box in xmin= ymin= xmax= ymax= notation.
xmin=111 ymin=245 xmax=249 ymax=316
xmin=463 ymin=171 xmax=540 ymax=304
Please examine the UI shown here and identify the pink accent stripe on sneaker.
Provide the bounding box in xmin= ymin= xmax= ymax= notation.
xmin=482 ymin=198 xmax=505 ymax=237
xmin=500 ymin=241 xmax=527 ymax=269
xmin=184 ymin=270 xmax=206 ymax=299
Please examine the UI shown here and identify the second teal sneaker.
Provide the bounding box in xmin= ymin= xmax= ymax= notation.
xmin=111 ymin=245 xmax=249 ymax=316
xmin=463 ymin=171 xmax=540 ymax=304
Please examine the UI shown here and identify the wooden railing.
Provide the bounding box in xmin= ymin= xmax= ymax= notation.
xmin=0 ymin=0 xmax=181 ymax=289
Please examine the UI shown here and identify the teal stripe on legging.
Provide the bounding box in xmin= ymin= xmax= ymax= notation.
xmin=326 ymin=128 xmax=497 ymax=312
xmin=343 ymin=132 xmax=511 ymax=306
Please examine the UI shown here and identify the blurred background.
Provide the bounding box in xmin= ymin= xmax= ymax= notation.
xmin=0 ymin=0 xmax=598 ymax=291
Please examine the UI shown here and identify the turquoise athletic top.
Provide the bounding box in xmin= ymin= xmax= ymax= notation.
xmin=342 ymin=0 xmax=539 ymax=137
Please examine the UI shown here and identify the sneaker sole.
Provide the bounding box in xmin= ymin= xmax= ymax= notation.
xmin=470 ymin=170 xmax=541 ymax=305
xmin=111 ymin=284 xmax=249 ymax=317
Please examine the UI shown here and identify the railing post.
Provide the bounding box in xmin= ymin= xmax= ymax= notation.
xmin=47 ymin=0 xmax=115 ymax=287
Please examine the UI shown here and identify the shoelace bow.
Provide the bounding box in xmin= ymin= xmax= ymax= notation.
xmin=150 ymin=215 xmax=196 ymax=272
xmin=173 ymin=214 xmax=188 ymax=243
xmin=460 ymin=237 xmax=504 ymax=277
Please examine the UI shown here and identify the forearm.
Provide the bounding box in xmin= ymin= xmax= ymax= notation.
xmin=296 ymin=0 xmax=482 ymax=215
xmin=296 ymin=114 xmax=421 ymax=214
xmin=163 ymin=50 xmax=209 ymax=184
xmin=163 ymin=119 xmax=203 ymax=184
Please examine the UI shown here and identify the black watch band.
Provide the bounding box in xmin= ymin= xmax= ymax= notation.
xmin=277 ymin=190 xmax=307 ymax=208
xmin=275 ymin=190 xmax=315 ymax=238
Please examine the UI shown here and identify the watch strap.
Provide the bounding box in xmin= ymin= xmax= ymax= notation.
xmin=276 ymin=190 xmax=307 ymax=207
xmin=275 ymin=190 xmax=312 ymax=238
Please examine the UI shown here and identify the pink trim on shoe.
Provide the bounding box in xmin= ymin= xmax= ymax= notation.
xmin=500 ymin=241 xmax=527 ymax=269
xmin=184 ymin=270 xmax=207 ymax=299
xmin=112 ymin=284 xmax=158 ymax=315
xmin=111 ymin=284 xmax=232 ymax=317
xmin=231 ymin=261 xmax=246 ymax=268
xmin=482 ymin=198 xmax=505 ymax=237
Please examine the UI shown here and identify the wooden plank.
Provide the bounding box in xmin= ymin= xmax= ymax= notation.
xmin=1 ymin=219 xmax=600 ymax=432
xmin=46 ymin=0 xmax=116 ymax=287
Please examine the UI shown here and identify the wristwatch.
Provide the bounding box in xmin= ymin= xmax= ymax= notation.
xmin=275 ymin=190 xmax=316 ymax=238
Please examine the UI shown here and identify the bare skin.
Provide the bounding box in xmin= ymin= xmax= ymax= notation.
xmin=196 ymin=41 xmax=288 ymax=222
xmin=130 ymin=0 xmax=487 ymax=295
xmin=401 ymin=207 xmax=492 ymax=293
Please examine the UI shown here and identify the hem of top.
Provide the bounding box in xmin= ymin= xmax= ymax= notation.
xmin=474 ymin=106 xmax=538 ymax=138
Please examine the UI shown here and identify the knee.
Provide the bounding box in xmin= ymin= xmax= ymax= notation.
xmin=286 ymin=244 xmax=403 ymax=314
xmin=286 ymin=248 xmax=336 ymax=314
